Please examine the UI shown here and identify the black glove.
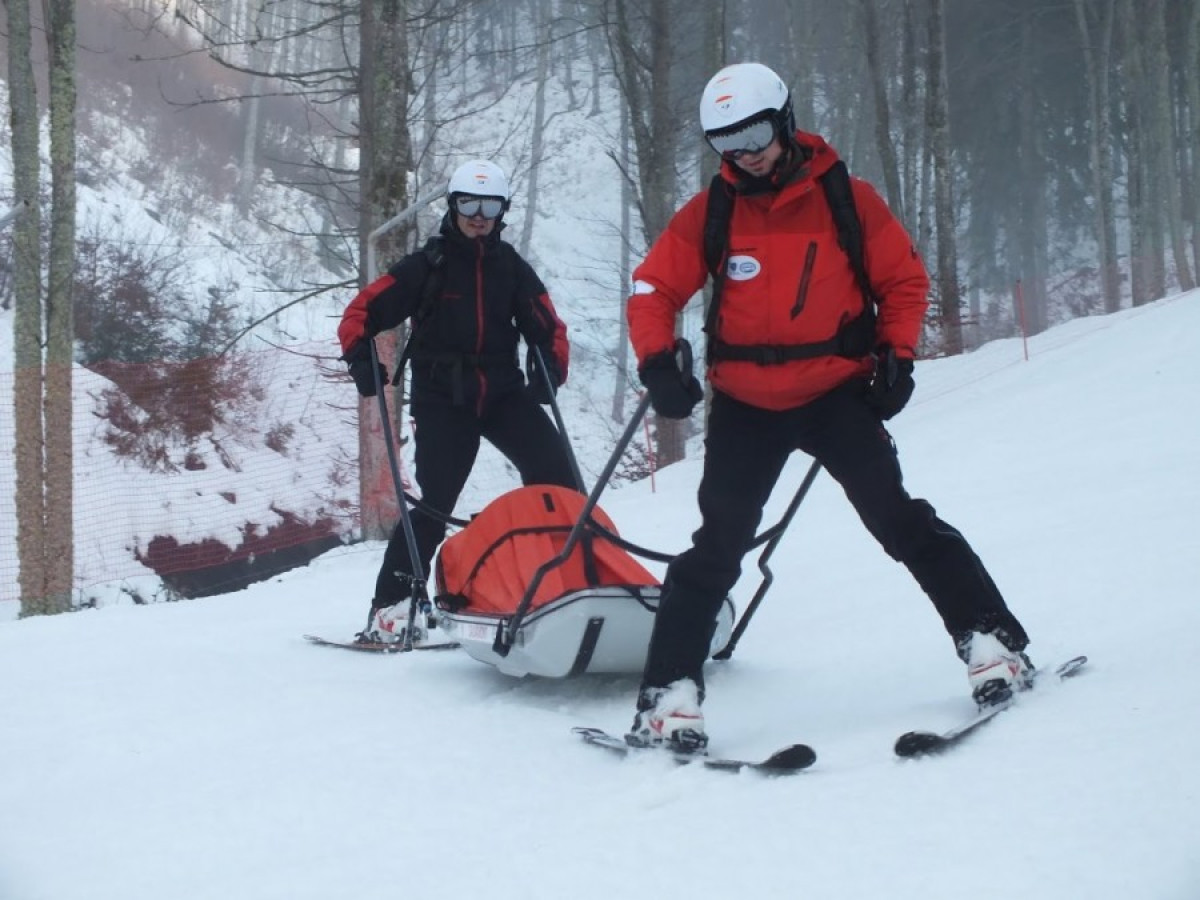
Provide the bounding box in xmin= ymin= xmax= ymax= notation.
xmin=342 ymin=340 xmax=387 ymax=399
xmin=639 ymin=349 xmax=704 ymax=419
xmin=525 ymin=349 xmax=562 ymax=405
xmin=865 ymin=346 xmax=915 ymax=420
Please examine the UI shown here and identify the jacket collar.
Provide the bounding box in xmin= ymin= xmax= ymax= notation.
xmin=439 ymin=211 xmax=506 ymax=254
xmin=720 ymin=130 xmax=840 ymax=197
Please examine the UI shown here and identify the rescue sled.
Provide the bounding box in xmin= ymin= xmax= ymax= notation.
xmin=434 ymin=483 xmax=735 ymax=678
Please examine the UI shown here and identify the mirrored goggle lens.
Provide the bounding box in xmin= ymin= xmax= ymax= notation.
xmin=706 ymin=119 xmax=777 ymax=159
xmin=454 ymin=196 xmax=505 ymax=219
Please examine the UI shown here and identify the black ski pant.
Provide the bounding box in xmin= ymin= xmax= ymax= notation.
xmin=374 ymin=390 xmax=577 ymax=605
xmin=641 ymin=380 xmax=1028 ymax=697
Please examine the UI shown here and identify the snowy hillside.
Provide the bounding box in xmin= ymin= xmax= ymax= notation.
xmin=1 ymin=47 xmax=655 ymax=611
xmin=2 ymin=291 xmax=1197 ymax=900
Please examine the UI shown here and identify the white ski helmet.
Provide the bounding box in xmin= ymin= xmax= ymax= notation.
xmin=699 ymin=62 xmax=794 ymax=138
xmin=447 ymin=159 xmax=511 ymax=201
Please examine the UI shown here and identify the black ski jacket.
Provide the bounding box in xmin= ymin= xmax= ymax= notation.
xmin=339 ymin=215 xmax=569 ymax=413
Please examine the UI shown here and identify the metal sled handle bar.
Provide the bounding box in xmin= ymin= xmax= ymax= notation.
xmin=582 ymin=505 xmax=788 ymax=565
xmin=711 ymin=457 xmax=822 ymax=661
xmin=370 ymin=338 xmax=428 ymax=651
xmin=493 ymin=389 xmax=654 ymax=657
xmin=378 ymin=338 xmax=789 ymax=553
xmin=531 ymin=344 xmax=586 ymax=493
xmin=495 ymin=336 xmax=694 ymax=651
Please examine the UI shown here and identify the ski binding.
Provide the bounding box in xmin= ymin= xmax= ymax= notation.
xmin=894 ymin=654 xmax=1088 ymax=758
xmin=303 ymin=634 xmax=460 ymax=654
xmin=573 ymin=726 xmax=816 ymax=775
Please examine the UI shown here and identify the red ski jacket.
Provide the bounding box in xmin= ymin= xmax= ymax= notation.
xmin=628 ymin=131 xmax=929 ymax=411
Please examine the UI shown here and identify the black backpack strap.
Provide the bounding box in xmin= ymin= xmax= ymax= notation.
xmin=393 ymin=237 xmax=446 ymax=382
xmin=415 ymin=236 xmax=446 ymax=324
xmin=701 ymin=174 xmax=735 ymax=366
xmin=820 ymin=161 xmax=879 ymax=326
xmin=700 ymin=161 xmax=880 ymax=369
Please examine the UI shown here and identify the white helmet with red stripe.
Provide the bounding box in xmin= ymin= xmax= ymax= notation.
xmin=699 ymin=62 xmax=794 ymax=138
xmin=447 ymin=159 xmax=511 ymax=201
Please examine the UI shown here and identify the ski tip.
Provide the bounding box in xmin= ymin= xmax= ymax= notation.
xmin=894 ymin=730 xmax=945 ymax=758
xmin=1054 ymin=655 xmax=1088 ymax=677
xmin=760 ymin=743 xmax=817 ymax=771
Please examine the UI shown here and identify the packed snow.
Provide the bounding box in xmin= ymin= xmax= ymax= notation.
xmin=2 ymin=290 xmax=1198 ymax=898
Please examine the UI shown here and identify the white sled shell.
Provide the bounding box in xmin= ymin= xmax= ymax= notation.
xmin=437 ymin=586 xmax=736 ymax=678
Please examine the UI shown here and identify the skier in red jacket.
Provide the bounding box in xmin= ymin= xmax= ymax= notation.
xmin=626 ymin=63 xmax=1032 ymax=751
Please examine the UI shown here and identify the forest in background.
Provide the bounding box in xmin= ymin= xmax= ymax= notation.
xmin=2 ymin=0 xmax=1197 ymax=613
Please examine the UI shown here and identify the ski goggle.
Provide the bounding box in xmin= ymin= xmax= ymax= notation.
xmin=453 ymin=195 xmax=506 ymax=219
xmin=705 ymin=117 xmax=777 ymax=159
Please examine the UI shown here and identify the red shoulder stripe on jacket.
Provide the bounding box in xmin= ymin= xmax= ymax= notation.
xmin=337 ymin=273 xmax=397 ymax=356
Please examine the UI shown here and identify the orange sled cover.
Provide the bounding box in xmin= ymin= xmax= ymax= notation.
xmin=434 ymin=484 xmax=658 ymax=613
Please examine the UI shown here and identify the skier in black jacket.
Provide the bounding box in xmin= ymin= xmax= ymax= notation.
xmin=338 ymin=159 xmax=576 ymax=643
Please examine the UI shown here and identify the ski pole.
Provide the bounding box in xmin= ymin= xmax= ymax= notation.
xmin=531 ymin=344 xmax=585 ymax=493
xmin=494 ymin=390 xmax=653 ymax=657
xmin=711 ymin=457 xmax=822 ymax=661
xmin=495 ymin=337 xmax=692 ymax=656
xmin=368 ymin=337 xmax=428 ymax=651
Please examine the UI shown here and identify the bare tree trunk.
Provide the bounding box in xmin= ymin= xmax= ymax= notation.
xmin=557 ymin=0 xmax=578 ymax=109
xmin=5 ymin=0 xmax=48 ymax=616
xmin=900 ymin=0 xmax=921 ymax=235
xmin=42 ymin=0 xmax=78 ymax=615
xmin=358 ymin=0 xmax=412 ymax=540
xmin=606 ymin=0 xmax=685 ymax=465
xmin=1121 ymin=0 xmax=1152 ymax=306
xmin=918 ymin=120 xmax=933 ymax=264
xmin=1188 ymin=0 xmax=1200 ymax=276
xmin=611 ymin=89 xmax=631 ymax=424
xmin=826 ymin=10 xmax=861 ymax=155
xmin=518 ymin=0 xmax=551 ymax=257
xmin=781 ymin=0 xmax=817 ymax=130
xmin=1146 ymin=0 xmax=1193 ymax=291
xmin=1074 ymin=0 xmax=1122 ymax=313
xmin=926 ymin=0 xmax=962 ymax=355
xmin=697 ymin=0 xmax=726 ymax=420
xmin=859 ymin=0 xmax=903 ymax=218
xmin=1137 ymin=0 xmax=1166 ymax=299
xmin=583 ymin=0 xmax=604 ymax=117
xmin=237 ymin=84 xmax=262 ymax=215
xmin=1017 ymin=11 xmax=1050 ymax=335
xmin=236 ymin=0 xmax=275 ymax=215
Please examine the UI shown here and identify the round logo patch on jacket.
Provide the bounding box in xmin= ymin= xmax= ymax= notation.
xmin=725 ymin=255 xmax=762 ymax=281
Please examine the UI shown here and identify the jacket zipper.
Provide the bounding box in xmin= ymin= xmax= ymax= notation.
xmin=790 ymin=241 xmax=818 ymax=319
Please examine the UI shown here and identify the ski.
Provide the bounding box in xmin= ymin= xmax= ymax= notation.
xmin=303 ymin=634 xmax=460 ymax=654
xmin=572 ymin=726 xmax=816 ymax=775
xmin=894 ymin=654 xmax=1088 ymax=758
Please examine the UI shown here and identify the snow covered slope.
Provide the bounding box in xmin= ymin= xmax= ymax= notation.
xmin=1 ymin=292 xmax=1198 ymax=900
